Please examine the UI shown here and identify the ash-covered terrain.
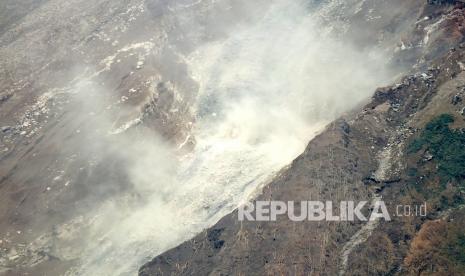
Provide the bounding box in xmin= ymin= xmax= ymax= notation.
xmin=0 ymin=0 xmax=464 ymax=276
xmin=141 ymin=1 xmax=465 ymax=276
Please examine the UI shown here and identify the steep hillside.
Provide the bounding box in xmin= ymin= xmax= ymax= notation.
xmin=1 ymin=0 xmax=464 ymax=275
xmin=140 ymin=1 xmax=465 ymax=275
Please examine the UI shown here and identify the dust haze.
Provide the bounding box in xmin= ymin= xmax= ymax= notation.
xmin=21 ymin=0 xmax=397 ymax=275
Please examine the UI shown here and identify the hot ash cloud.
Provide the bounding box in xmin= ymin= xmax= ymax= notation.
xmin=27 ymin=1 xmax=397 ymax=275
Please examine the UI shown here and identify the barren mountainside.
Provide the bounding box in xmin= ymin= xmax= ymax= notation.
xmin=0 ymin=0 xmax=464 ymax=276
xmin=140 ymin=1 xmax=465 ymax=276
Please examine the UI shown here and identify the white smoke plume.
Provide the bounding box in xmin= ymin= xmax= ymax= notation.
xmin=24 ymin=0 xmax=396 ymax=275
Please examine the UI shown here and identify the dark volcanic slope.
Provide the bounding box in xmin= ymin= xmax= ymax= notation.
xmin=141 ymin=115 xmax=381 ymax=275
xmin=140 ymin=2 xmax=465 ymax=276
